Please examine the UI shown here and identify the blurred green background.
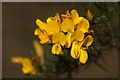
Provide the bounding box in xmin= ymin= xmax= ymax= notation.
xmin=2 ymin=2 xmax=119 ymax=78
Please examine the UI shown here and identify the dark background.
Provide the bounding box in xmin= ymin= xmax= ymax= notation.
xmin=2 ymin=2 xmax=118 ymax=78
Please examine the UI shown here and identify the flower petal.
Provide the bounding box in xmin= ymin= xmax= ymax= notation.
xmin=34 ymin=28 xmax=41 ymax=35
xmin=77 ymin=18 xmax=90 ymax=33
xmin=73 ymin=17 xmax=83 ymax=26
xmin=65 ymin=33 xmax=72 ymax=48
xmin=52 ymin=32 xmax=66 ymax=46
xmin=71 ymin=9 xmax=79 ymax=20
xmin=61 ymin=19 xmax=74 ymax=32
xmin=79 ymin=49 xmax=88 ymax=64
xmin=54 ymin=13 xmax=61 ymax=23
xmin=83 ymin=35 xmax=93 ymax=46
xmin=51 ymin=43 xmax=62 ymax=55
xmin=79 ymin=28 xmax=88 ymax=33
xmin=71 ymin=41 xmax=81 ymax=59
xmin=71 ymin=30 xmax=84 ymax=41
xmin=46 ymin=18 xmax=60 ymax=35
xmin=36 ymin=19 xmax=46 ymax=30
xmin=38 ymin=29 xmax=50 ymax=44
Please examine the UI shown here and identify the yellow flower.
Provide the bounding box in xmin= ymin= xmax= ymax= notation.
xmin=35 ymin=16 xmax=61 ymax=44
xmin=61 ymin=9 xmax=90 ymax=32
xmin=21 ymin=58 xmax=36 ymax=75
xmin=62 ymin=9 xmax=82 ymax=25
xmin=70 ymin=35 xmax=93 ymax=64
xmin=11 ymin=57 xmax=36 ymax=75
xmin=87 ymin=10 xmax=93 ymax=21
xmin=62 ymin=9 xmax=83 ymax=26
xmin=52 ymin=43 xmax=62 ymax=55
xmin=70 ymin=10 xmax=90 ymax=33
xmin=34 ymin=20 xmax=50 ymax=44
xmin=70 ymin=41 xmax=88 ymax=64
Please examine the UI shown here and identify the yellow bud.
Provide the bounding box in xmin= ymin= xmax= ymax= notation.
xmin=87 ymin=10 xmax=93 ymax=21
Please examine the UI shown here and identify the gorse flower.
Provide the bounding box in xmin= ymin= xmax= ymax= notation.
xmin=71 ymin=35 xmax=93 ymax=64
xmin=34 ymin=9 xmax=93 ymax=64
xmin=11 ymin=57 xmax=36 ymax=75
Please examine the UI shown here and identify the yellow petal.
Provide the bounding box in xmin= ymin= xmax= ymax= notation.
xmin=51 ymin=43 xmax=62 ymax=55
xmin=73 ymin=17 xmax=83 ymax=26
xmin=79 ymin=49 xmax=88 ymax=64
xmin=71 ymin=30 xmax=84 ymax=41
xmin=54 ymin=13 xmax=61 ymax=23
xmin=52 ymin=32 xmax=66 ymax=46
xmin=39 ymin=36 xmax=50 ymax=44
xmin=54 ymin=13 xmax=61 ymax=30
xmin=87 ymin=10 xmax=93 ymax=21
xmin=77 ymin=18 xmax=90 ymax=32
xmin=61 ymin=19 xmax=74 ymax=32
xmin=82 ymin=47 xmax=88 ymax=49
xmin=71 ymin=9 xmax=79 ymax=20
xmin=79 ymin=28 xmax=88 ymax=33
xmin=38 ymin=29 xmax=50 ymax=44
xmin=34 ymin=28 xmax=38 ymax=35
xmin=46 ymin=18 xmax=60 ymax=35
xmin=36 ymin=19 xmax=46 ymax=30
xmin=33 ymin=40 xmax=44 ymax=57
xmin=34 ymin=28 xmax=41 ymax=35
xmin=83 ymin=35 xmax=93 ymax=46
xmin=46 ymin=17 xmax=54 ymax=23
xmin=71 ymin=41 xmax=81 ymax=59
xmin=66 ymin=10 xmax=71 ymax=16
xmin=11 ymin=57 xmax=23 ymax=63
xmin=65 ymin=33 xmax=72 ymax=48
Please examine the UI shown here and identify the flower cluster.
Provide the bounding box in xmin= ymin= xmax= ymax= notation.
xmin=34 ymin=9 xmax=93 ymax=64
